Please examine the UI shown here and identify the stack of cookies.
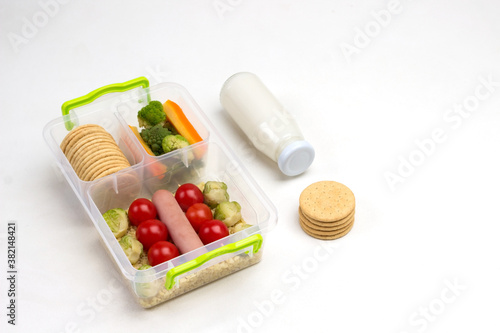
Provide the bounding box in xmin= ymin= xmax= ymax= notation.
xmin=60 ymin=124 xmax=131 ymax=182
xmin=298 ymin=181 xmax=355 ymax=240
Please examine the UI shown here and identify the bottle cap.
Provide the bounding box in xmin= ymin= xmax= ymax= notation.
xmin=278 ymin=140 xmax=315 ymax=176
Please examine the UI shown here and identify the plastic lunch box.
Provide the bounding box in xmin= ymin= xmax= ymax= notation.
xmin=43 ymin=77 xmax=277 ymax=308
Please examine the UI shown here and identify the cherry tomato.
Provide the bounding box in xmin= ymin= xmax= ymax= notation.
xmin=136 ymin=219 xmax=168 ymax=251
xmin=148 ymin=241 xmax=179 ymax=266
xmin=185 ymin=203 xmax=213 ymax=233
xmin=174 ymin=183 xmax=204 ymax=211
xmin=198 ymin=219 xmax=229 ymax=245
xmin=128 ymin=198 xmax=157 ymax=226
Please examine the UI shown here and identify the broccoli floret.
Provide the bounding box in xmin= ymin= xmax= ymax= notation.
xmin=140 ymin=124 xmax=172 ymax=156
xmin=203 ymin=181 xmax=229 ymax=208
xmin=137 ymin=101 xmax=166 ymax=128
xmin=214 ymin=201 xmax=242 ymax=227
xmin=103 ymin=208 xmax=129 ymax=238
xmin=162 ymin=134 xmax=189 ymax=153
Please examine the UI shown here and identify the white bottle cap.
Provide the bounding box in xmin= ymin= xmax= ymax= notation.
xmin=278 ymin=140 xmax=315 ymax=176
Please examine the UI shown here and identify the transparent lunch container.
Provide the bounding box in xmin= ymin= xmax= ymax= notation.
xmin=43 ymin=77 xmax=277 ymax=308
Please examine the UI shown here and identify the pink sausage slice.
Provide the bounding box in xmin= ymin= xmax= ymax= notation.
xmin=152 ymin=189 xmax=204 ymax=254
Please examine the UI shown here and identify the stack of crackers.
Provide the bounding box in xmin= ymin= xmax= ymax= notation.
xmin=60 ymin=124 xmax=131 ymax=182
xmin=298 ymin=181 xmax=355 ymax=240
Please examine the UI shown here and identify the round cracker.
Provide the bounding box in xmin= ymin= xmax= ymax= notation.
xmin=69 ymin=140 xmax=120 ymax=169
xmin=299 ymin=216 xmax=354 ymax=240
xmin=92 ymin=165 xmax=130 ymax=181
xmin=74 ymin=146 xmax=129 ymax=176
xmin=299 ymin=208 xmax=354 ymax=232
xmin=299 ymin=214 xmax=353 ymax=235
xmin=64 ymin=127 xmax=110 ymax=152
xmin=66 ymin=134 xmax=117 ymax=165
xmin=88 ymin=162 xmax=130 ymax=182
xmin=82 ymin=156 xmax=130 ymax=181
xmin=299 ymin=181 xmax=355 ymax=222
xmin=66 ymin=130 xmax=115 ymax=157
xmin=87 ymin=162 xmax=129 ymax=182
xmin=66 ymin=133 xmax=116 ymax=164
xmin=60 ymin=124 xmax=107 ymax=153
xmin=299 ymin=207 xmax=355 ymax=228
xmin=80 ymin=155 xmax=125 ymax=180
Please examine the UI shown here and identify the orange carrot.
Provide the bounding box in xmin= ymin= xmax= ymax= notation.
xmin=129 ymin=125 xmax=154 ymax=156
xmin=129 ymin=125 xmax=166 ymax=179
xmin=162 ymin=100 xmax=203 ymax=145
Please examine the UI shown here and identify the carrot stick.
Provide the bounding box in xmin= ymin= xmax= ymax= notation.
xmin=129 ymin=125 xmax=166 ymax=179
xmin=162 ymin=100 xmax=203 ymax=144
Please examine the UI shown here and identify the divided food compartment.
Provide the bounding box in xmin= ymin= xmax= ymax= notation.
xmin=43 ymin=78 xmax=277 ymax=308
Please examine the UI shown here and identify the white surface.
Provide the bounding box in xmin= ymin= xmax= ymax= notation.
xmin=1 ymin=0 xmax=500 ymax=332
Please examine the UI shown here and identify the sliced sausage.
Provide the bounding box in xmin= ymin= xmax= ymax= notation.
xmin=152 ymin=189 xmax=204 ymax=254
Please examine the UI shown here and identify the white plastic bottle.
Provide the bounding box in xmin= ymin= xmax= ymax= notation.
xmin=220 ymin=72 xmax=315 ymax=176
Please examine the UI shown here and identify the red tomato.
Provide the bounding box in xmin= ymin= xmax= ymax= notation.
xmin=128 ymin=198 xmax=157 ymax=226
xmin=148 ymin=241 xmax=179 ymax=266
xmin=136 ymin=219 xmax=168 ymax=251
xmin=185 ymin=203 xmax=213 ymax=233
xmin=198 ymin=220 xmax=229 ymax=245
xmin=174 ymin=183 xmax=204 ymax=211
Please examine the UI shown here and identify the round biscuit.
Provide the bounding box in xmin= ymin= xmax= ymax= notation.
xmin=88 ymin=162 xmax=130 ymax=182
xmin=60 ymin=124 xmax=103 ymax=152
xmin=65 ymin=130 xmax=115 ymax=157
xmin=75 ymin=146 xmax=129 ymax=176
xmin=66 ymin=134 xmax=117 ymax=165
xmin=82 ymin=156 xmax=130 ymax=181
xmin=92 ymin=165 xmax=130 ymax=181
xmin=69 ymin=140 xmax=121 ymax=170
xmin=86 ymin=162 xmax=129 ymax=182
xmin=299 ymin=207 xmax=355 ymax=228
xmin=80 ymin=154 xmax=125 ymax=179
xmin=60 ymin=124 xmax=107 ymax=153
xmin=299 ymin=216 xmax=354 ymax=240
xmin=299 ymin=208 xmax=354 ymax=232
xmin=66 ymin=134 xmax=116 ymax=163
xmin=299 ymin=181 xmax=355 ymax=222
xmin=299 ymin=214 xmax=353 ymax=235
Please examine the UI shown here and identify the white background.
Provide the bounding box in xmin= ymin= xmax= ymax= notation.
xmin=1 ymin=0 xmax=500 ymax=332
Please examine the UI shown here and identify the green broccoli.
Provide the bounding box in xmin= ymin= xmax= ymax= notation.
xmin=162 ymin=134 xmax=189 ymax=153
xmin=140 ymin=124 xmax=172 ymax=156
xmin=214 ymin=201 xmax=242 ymax=227
xmin=137 ymin=101 xmax=166 ymax=128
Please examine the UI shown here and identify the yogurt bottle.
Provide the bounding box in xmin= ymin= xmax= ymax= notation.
xmin=220 ymin=72 xmax=315 ymax=176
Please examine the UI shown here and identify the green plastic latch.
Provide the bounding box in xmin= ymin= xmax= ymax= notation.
xmin=165 ymin=234 xmax=263 ymax=290
xmin=61 ymin=77 xmax=150 ymax=131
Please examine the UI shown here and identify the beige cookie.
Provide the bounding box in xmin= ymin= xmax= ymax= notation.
xmin=300 ymin=214 xmax=353 ymax=235
xmin=299 ymin=216 xmax=354 ymax=240
xmin=82 ymin=156 xmax=130 ymax=181
xmin=92 ymin=165 xmax=130 ymax=181
xmin=74 ymin=146 xmax=129 ymax=176
xmin=299 ymin=207 xmax=355 ymax=228
xmin=60 ymin=124 xmax=108 ymax=154
xmin=89 ymin=163 xmax=130 ymax=182
xmin=299 ymin=181 xmax=355 ymax=222
xmin=299 ymin=208 xmax=354 ymax=232
xmin=69 ymin=140 xmax=120 ymax=169
xmin=66 ymin=134 xmax=117 ymax=165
